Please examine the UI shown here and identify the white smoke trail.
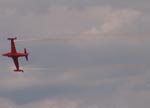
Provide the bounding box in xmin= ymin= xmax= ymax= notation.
xmin=15 ymin=32 xmax=150 ymax=44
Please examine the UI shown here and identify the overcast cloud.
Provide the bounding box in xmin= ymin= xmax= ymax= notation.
xmin=0 ymin=0 xmax=150 ymax=108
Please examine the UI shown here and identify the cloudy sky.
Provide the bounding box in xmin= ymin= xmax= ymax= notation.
xmin=0 ymin=0 xmax=150 ymax=108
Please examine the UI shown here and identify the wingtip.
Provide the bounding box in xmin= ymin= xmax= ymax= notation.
xmin=14 ymin=69 xmax=24 ymax=72
xmin=8 ymin=37 xmax=17 ymax=40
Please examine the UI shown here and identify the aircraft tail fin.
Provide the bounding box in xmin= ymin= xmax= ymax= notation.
xmin=24 ymin=48 xmax=28 ymax=61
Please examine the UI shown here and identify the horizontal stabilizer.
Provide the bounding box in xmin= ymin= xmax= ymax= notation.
xmin=24 ymin=48 xmax=28 ymax=61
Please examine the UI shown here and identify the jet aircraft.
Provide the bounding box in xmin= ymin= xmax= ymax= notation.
xmin=2 ymin=37 xmax=28 ymax=72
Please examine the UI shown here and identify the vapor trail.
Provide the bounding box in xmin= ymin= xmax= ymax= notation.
xmin=16 ymin=32 xmax=150 ymax=43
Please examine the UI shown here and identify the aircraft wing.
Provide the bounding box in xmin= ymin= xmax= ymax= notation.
xmin=12 ymin=57 xmax=19 ymax=70
xmin=11 ymin=40 xmax=17 ymax=53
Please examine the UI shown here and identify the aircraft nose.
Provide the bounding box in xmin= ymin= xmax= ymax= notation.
xmin=2 ymin=53 xmax=8 ymax=56
xmin=2 ymin=54 xmax=6 ymax=56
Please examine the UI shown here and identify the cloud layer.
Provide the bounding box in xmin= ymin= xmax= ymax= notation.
xmin=0 ymin=0 xmax=150 ymax=108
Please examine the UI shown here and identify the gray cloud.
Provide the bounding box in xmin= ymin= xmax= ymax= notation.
xmin=0 ymin=0 xmax=150 ymax=108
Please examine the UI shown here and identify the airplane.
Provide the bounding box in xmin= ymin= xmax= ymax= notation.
xmin=2 ymin=37 xmax=29 ymax=72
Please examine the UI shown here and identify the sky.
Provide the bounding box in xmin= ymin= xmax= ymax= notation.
xmin=0 ymin=0 xmax=150 ymax=108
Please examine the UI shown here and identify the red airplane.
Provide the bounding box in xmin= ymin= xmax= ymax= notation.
xmin=2 ymin=37 xmax=29 ymax=72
